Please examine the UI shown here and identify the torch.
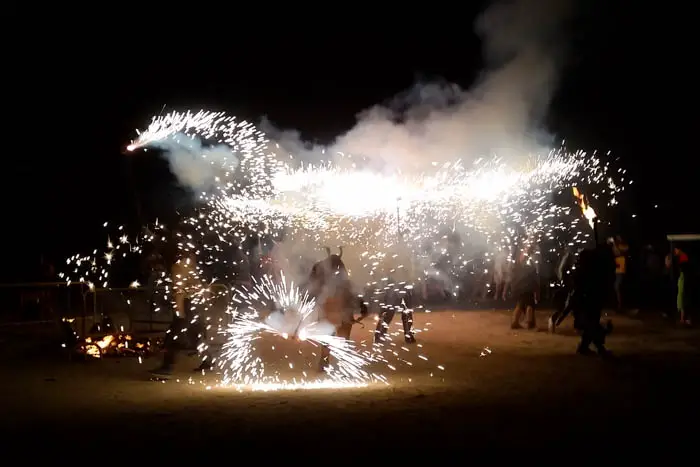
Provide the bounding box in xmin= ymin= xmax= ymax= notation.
xmin=572 ymin=187 xmax=599 ymax=244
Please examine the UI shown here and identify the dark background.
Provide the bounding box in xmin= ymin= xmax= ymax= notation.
xmin=4 ymin=2 xmax=693 ymax=281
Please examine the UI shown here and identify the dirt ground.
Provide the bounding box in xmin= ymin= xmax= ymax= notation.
xmin=2 ymin=309 xmax=699 ymax=458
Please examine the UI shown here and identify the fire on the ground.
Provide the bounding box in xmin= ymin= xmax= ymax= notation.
xmin=62 ymin=318 xmax=159 ymax=358
xmin=80 ymin=333 xmax=155 ymax=358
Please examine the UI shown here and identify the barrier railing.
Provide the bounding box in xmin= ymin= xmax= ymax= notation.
xmin=0 ymin=281 xmax=237 ymax=336
xmin=0 ymin=281 xmax=94 ymax=335
xmin=90 ymin=282 xmax=234 ymax=333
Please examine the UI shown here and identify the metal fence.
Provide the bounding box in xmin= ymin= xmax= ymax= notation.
xmin=0 ymin=281 xmax=237 ymax=337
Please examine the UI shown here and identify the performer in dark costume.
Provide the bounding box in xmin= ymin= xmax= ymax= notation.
xmin=570 ymin=244 xmax=616 ymax=356
xmin=374 ymin=280 xmax=416 ymax=344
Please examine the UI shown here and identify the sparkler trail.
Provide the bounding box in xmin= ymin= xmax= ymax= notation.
xmin=63 ymin=109 xmax=628 ymax=390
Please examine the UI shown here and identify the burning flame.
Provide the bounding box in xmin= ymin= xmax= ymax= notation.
xmin=572 ymin=187 xmax=596 ymax=229
xmin=82 ymin=334 xmax=145 ymax=358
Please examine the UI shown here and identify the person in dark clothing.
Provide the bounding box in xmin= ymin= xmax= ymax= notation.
xmin=374 ymin=281 xmax=416 ymax=344
xmin=511 ymin=252 xmax=540 ymax=330
xmin=571 ymin=244 xmax=616 ymax=356
xmin=549 ymin=247 xmax=577 ymax=332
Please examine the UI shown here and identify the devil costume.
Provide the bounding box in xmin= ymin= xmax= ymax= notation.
xmin=308 ymin=247 xmax=369 ymax=371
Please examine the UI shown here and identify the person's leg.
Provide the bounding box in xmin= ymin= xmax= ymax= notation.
xmin=374 ymin=308 xmax=395 ymax=343
xmin=525 ymin=304 xmax=536 ymax=329
xmin=577 ymin=324 xmax=594 ymax=354
xmin=511 ymin=298 xmax=524 ymax=329
xmin=580 ymin=302 xmax=608 ymax=355
xmin=615 ymin=274 xmax=623 ymax=311
xmin=174 ymin=290 xmax=186 ymax=318
xmin=401 ymin=308 xmax=416 ymax=343
xmin=557 ymin=290 xmax=576 ymax=326
xmin=589 ymin=302 xmax=611 ymax=355
xmin=576 ymin=297 xmax=594 ymax=354
xmin=677 ymin=272 xmax=685 ymax=322
xmin=549 ymin=287 xmax=567 ymax=331
xmin=152 ymin=316 xmax=187 ymax=374
xmin=591 ymin=322 xmax=610 ymax=356
xmin=320 ymin=322 xmax=353 ymax=372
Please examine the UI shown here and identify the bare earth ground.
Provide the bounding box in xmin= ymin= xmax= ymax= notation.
xmin=1 ymin=309 xmax=699 ymax=459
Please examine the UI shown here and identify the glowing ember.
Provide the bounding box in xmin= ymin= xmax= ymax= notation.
xmin=79 ymin=333 xmax=155 ymax=359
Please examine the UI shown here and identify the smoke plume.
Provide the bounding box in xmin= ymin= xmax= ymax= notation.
xmin=268 ymin=0 xmax=576 ymax=171
xmin=259 ymin=0 xmax=577 ymax=288
xmin=153 ymin=133 xmax=239 ymax=193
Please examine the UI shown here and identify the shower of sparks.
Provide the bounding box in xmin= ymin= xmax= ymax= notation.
xmin=206 ymin=273 xmax=388 ymax=388
xmin=62 ymin=109 xmax=628 ymax=389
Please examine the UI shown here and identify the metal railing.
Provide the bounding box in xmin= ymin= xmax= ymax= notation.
xmin=0 ymin=281 xmax=95 ymax=335
xmin=0 ymin=281 xmax=241 ymax=337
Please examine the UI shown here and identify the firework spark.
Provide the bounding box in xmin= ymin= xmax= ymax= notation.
xmin=207 ymin=274 xmax=388 ymax=389
xmin=62 ymin=109 xmax=628 ymax=390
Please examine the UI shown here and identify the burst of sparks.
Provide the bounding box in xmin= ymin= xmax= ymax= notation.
xmin=63 ymin=109 xmax=629 ymax=390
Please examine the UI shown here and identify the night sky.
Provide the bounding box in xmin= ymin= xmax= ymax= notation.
xmin=6 ymin=1 xmax=693 ymax=280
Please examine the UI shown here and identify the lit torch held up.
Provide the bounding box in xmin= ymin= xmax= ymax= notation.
xmin=572 ymin=187 xmax=599 ymax=243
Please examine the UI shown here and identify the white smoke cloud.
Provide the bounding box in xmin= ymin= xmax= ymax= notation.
xmin=151 ymin=133 xmax=239 ymax=193
xmin=256 ymin=0 xmax=577 ymax=291
xmin=266 ymin=0 xmax=576 ymax=172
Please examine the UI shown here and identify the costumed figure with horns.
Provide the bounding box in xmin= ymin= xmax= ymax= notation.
xmin=307 ymin=246 xmax=369 ymax=372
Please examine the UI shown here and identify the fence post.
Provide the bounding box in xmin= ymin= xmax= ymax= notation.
xmin=149 ymin=287 xmax=153 ymax=332
xmin=81 ymin=286 xmax=88 ymax=337
xmin=93 ymin=289 xmax=98 ymax=330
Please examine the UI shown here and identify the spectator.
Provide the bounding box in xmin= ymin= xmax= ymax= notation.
xmin=666 ymin=248 xmax=691 ymax=326
xmin=610 ymin=235 xmax=629 ymax=311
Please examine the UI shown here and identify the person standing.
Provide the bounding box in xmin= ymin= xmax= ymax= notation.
xmin=511 ymin=251 xmax=539 ymax=330
xmin=666 ymin=248 xmax=691 ymax=325
xmin=572 ymin=245 xmax=616 ymax=356
xmin=611 ymin=235 xmax=629 ymax=311
xmin=151 ymin=239 xmax=200 ymax=376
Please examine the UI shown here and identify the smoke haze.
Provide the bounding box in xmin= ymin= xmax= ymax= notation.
xmin=153 ymin=133 xmax=239 ymax=193
xmin=269 ymin=0 xmax=577 ymax=171
xmin=260 ymin=0 xmax=578 ymax=288
xmin=153 ymin=0 xmax=578 ymax=291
